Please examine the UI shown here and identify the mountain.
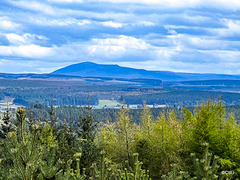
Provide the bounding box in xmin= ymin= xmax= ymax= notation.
xmin=52 ymin=62 xmax=240 ymax=81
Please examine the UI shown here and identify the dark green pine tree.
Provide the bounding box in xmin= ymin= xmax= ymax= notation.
xmin=190 ymin=143 xmax=221 ymax=180
xmin=0 ymin=108 xmax=41 ymax=179
xmin=56 ymin=119 xmax=78 ymax=170
xmin=0 ymin=108 xmax=66 ymax=179
xmin=0 ymin=103 xmax=14 ymax=139
xmin=76 ymin=100 xmax=100 ymax=173
xmin=162 ymin=143 xmax=222 ymax=180
xmin=49 ymin=96 xmax=57 ymax=128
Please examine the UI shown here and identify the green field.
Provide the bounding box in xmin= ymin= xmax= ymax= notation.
xmin=94 ymin=100 xmax=120 ymax=108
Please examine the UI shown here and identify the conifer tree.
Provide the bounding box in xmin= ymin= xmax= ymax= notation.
xmin=117 ymin=105 xmax=132 ymax=162
xmin=162 ymin=144 xmax=222 ymax=180
xmin=219 ymin=114 xmax=240 ymax=178
xmin=135 ymin=102 xmax=153 ymax=172
xmin=0 ymin=104 xmax=14 ymax=139
xmin=98 ymin=120 xmax=119 ymax=162
xmin=49 ymin=96 xmax=57 ymax=128
xmin=190 ymin=143 xmax=221 ymax=180
xmin=76 ymin=105 xmax=99 ymax=173
xmin=140 ymin=102 xmax=153 ymax=136
xmin=161 ymin=164 xmax=193 ymax=180
xmin=0 ymin=108 xmax=62 ymax=179
xmin=56 ymin=153 xmax=87 ymax=180
xmin=90 ymin=152 xmax=151 ymax=180
xmin=0 ymin=108 xmax=41 ymax=179
xmin=191 ymin=99 xmax=225 ymax=155
xmin=182 ymin=99 xmax=240 ymax=177
xmin=147 ymin=110 xmax=182 ymax=178
xmin=90 ymin=150 xmax=117 ymax=179
xmin=56 ymin=120 xmax=78 ymax=170
xmin=98 ymin=103 xmax=136 ymax=169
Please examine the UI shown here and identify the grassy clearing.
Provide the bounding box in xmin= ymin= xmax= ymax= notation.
xmin=94 ymin=100 xmax=120 ymax=108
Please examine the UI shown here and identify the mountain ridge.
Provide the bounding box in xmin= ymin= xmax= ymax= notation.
xmin=52 ymin=62 xmax=240 ymax=81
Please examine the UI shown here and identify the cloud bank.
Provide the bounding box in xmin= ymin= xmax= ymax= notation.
xmin=0 ymin=0 xmax=240 ymax=74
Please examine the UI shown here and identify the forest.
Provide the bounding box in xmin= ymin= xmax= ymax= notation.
xmin=18 ymin=102 xmax=240 ymax=124
xmin=3 ymin=78 xmax=240 ymax=107
xmin=0 ymin=99 xmax=239 ymax=179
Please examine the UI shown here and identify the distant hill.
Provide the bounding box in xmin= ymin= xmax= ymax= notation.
xmin=52 ymin=62 xmax=240 ymax=81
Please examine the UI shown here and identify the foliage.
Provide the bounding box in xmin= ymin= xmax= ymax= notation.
xmin=90 ymin=152 xmax=151 ymax=180
xmin=161 ymin=164 xmax=192 ymax=180
xmin=56 ymin=153 xmax=87 ymax=180
xmin=0 ymin=99 xmax=240 ymax=179
xmin=76 ymin=106 xmax=100 ymax=173
xmin=190 ymin=143 xmax=220 ymax=180
xmin=0 ymin=105 xmax=15 ymax=139
xmin=0 ymin=108 xmax=42 ymax=179
xmin=98 ymin=105 xmax=136 ymax=165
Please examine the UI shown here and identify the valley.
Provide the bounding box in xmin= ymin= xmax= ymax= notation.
xmin=2 ymin=62 xmax=240 ymax=110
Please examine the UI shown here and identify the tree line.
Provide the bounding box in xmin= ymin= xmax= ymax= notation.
xmin=0 ymin=100 xmax=239 ymax=179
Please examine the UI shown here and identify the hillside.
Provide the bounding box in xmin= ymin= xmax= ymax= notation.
xmin=52 ymin=61 xmax=240 ymax=81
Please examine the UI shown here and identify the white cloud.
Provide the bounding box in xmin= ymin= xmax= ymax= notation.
xmin=205 ymin=0 xmax=240 ymax=11
xmin=28 ymin=16 xmax=91 ymax=26
xmin=0 ymin=17 xmax=19 ymax=30
xmin=5 ymin=34 xmax=26 ymax=45
xmin=0 ymin=44 xmax=53 ymax=58
xmin=88 ymin=35 xmax=150 ymax=58
xmin=91 ymin=0 xmax=240 ymax=10
xmin=10 ymin=1 xmax=56 ymax=16
xmin=77 ymin=20 xmax=91 ymax=26
xmin=213 ymin=19 xmax=240 ymax=37
xmin=10 ymin=0 xmax=139 ymax=23
xmin=137 ymin=21 xmax=155 ymax=27
xmin=3 ymin=0 xmax=240 ymax=74
xmin=91 ymin=35 xmax=149 ymax=50
xmin=0 ymin=20 xmax=17 ymax=30
xmin=199 ymin=49 xmax=240 ymax=63
xmin=167 ymin=29 xmax=177 ymax=35
xmin=30 ymin=17 xmax=72 ymax=26
xmin=5 ymin=33 xmax=48 ymax=45
xmin=164 ymin=25 xmax=201 ymax=30
xmin=100 ymin=21 xmax=125 ymax=28
xmin=85 ymin=35 xmax=183 ymax=64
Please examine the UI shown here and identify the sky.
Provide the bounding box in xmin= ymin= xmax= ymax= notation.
xmin=1 ymin=0 xmax=240 ymax=74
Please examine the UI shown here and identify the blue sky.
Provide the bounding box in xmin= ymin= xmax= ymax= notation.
xmin=1 ymin=0 xmax=240 ymax=74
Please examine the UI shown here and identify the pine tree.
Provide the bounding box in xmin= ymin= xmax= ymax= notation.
xmin=190 ymin=143 xmax=221 ymax=180
xmin=117 ymin=105 xmax=132 ymax=162
xmin=90 ymin=152 xmax=151 ymax=180
xmin=0 ymin=108 xmax=62 ymax=179
xmin=98 ymin=103 xmax=136 ymax=171
xmin=76 ymin=105 xmax=99 ymax=173
xmin=90 ymin=150 xmax=117 ymax=179
xmin=146 ymin=110 xmax=182 ymax=177
xmin=218 ymin=113 xmax=240 ymax=178
xmin=191 ymin=99 xmax=225 ymax=155
xmin=49 ymin=96 xmax=57 ymax=128
xmin=182 ymin=99 xmax=240 ymax=178
xmin=135 ymin=103 xmax=153 ymax=172
xmin=56 ymin=120 xmax=78 ymax=170
xmin=140 ymin=102 xmax=153 ymax=137
xmin=161 ymin=164 xmax=193 ymax=180
xmin=162 ymin=144 xmax=222 ymax=180
xmin=56 ymin=153 xmax=87 ymax=180
xmin=0 ymin=103 xmax=14 ymax=139
xmin=0 ymin=108 xmax=41 ymax=179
